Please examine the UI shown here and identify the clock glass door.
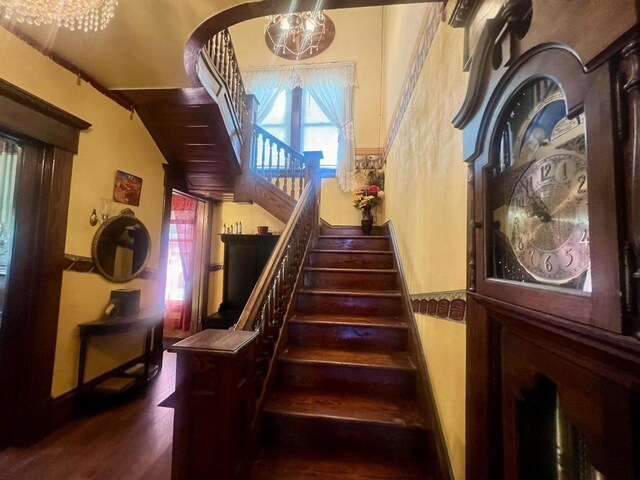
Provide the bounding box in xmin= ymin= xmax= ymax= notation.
xmin=490 ymin=78 xmax=590 ymax=292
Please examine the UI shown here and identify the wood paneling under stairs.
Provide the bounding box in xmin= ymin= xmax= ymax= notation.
xmin=117 ymin=88 xmax=239 ymax=199
xmin=252 ymin=224 xmax=439 ymax=479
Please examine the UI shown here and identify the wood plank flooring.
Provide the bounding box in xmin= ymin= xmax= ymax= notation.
xmin=0 ymin=352 xmax=176 ymax=480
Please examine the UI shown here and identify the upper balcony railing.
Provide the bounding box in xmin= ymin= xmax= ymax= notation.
xmin=200 ymin=29 xmax=246 ymax=136
xmin=251 ymin=125 xmax=309 ymax=202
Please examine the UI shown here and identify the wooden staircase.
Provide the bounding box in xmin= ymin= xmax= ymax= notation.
xmin=251 ymin=224 xmax=436 ymax=479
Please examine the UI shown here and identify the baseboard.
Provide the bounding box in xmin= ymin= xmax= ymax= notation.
xmin=50 ymin=389 xmax=76 ymax=432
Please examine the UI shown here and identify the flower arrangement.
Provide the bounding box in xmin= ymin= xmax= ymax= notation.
xmin=352 ymin=169 xmax=385 ymax=213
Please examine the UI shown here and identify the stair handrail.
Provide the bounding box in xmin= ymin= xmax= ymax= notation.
xmin=251 ymin=124 xmax=309 ymax=201
xmin=200 ymin=28 xmax=246 ymax=132
xmin=235 ymin=153 xmax=321 ymax=400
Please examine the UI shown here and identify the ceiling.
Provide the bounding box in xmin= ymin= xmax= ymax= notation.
xmin=0 ymin=0 xmax=432 ymax=90
xmin=0 ymin=0 xmax=246 ymax=89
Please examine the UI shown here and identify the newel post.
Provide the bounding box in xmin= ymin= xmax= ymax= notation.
xmin=303 ymin=150 xmax=323 ymax=231
xmin=169 ymin=329 xmax=258 ymax=480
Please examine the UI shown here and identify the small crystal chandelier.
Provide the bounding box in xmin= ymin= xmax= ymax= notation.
xmin=265 ymin=10 xmax=326 ymax=59
xmin=0 ymin=0 xmax=118 ymax=31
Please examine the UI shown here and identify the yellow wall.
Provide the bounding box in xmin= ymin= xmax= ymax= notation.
xmin=320 ymin=178 xmax=363 ymax=226
xmin=229 ymin=7 xmax=384 ymax=148
xmin=416 ymin=315 xmax=466 ymax=479
xmin=0 ymin=29 xmax=166 ymax=398
xmin=382 ymin=8 xmax=468 ymax=480
xmin=381 ymin=3 xmax=429 ymax=139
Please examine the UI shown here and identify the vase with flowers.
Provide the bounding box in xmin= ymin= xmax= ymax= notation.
xmin=352 ymin=183 xmax=384 ymax=236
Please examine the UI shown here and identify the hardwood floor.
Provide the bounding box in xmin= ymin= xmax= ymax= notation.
xmin=0 ymin=352 xmax=176 ymax=480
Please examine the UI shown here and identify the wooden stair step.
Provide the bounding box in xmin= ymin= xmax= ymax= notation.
xmin=264 ymin=388 xmax=428 ymax=429
xmin=288 ymin=314 xmax=408 ymax=351
xmin=303 ymin=267 xmax=398 ymax=291
xmin=251 ymin=447 xmax=432 ymax=480
xmin=279 ymin=345 xmax=415 ymax=371
xmin=308 ymin=249 xmax=394 ymax=269
xmin=289 ymin=313 xmax=406 ymax=328
xmin=277 ymin=345 xmax=417 ymax=397
xmin=317 ymin=235 xmax=391 ymax=251
xmin=297 ymin=289 xmax=403 ymax=316
xmin=319 ymin=224 xmax=384 ymax=236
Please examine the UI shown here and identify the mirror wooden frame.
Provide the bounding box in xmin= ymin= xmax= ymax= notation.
xmin=91 ymin=208 xmax=151 ymax=283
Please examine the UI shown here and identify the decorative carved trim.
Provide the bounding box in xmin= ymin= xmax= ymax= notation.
xmin=63 ymin=254 xmax=157 ymax=280
xmin=355 ymin=152 xmax=384 ymax=171
xmin=621 ymin=38 xmax=640 ymax=338
xmin=452 ymin=14 xmax=506 ymax=128
xmin=411 ymin=290 xmax=467 ymax=322
xmin=448 ymin=0 xmax=478 ymax=28
xmin=1 ymin=24 xmax=134 ymax=111
xmin=467 ymin=163 xmax=477 ymax=292
xmin=452 ymin=0 xmax=532 ymax=129
xmin=383 ymin=5 xmax=443 ymax=161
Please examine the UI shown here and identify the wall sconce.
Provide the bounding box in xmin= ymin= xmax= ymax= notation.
xmin=90 ymin=198 xmax=113 ymax=226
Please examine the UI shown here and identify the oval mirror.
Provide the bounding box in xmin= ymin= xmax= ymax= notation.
xmin=91 ymin=209 xmax=151 ymax=283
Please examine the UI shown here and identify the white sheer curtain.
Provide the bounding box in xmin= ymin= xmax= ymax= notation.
xmin=243 ymin=62 xmax=357 ymax=192
xmin=243 ymin=68 xmax=291 ymax=123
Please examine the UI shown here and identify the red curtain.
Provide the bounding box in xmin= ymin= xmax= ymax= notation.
xmin=167 ymin=194 xmax=198 ymax=331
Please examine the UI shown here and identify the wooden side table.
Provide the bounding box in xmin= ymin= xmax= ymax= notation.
xmin=76 ymin=312 xmax=163 ymax=404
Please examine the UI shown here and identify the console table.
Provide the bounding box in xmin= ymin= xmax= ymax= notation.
xmin=76 ymin=312 xmax=163 ymax=403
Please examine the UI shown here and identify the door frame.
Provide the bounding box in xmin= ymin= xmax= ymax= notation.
xmin=160 ymin=186 xmax=213 ymax=335
xmin=0 ymin=79 xmax=90 ymax=448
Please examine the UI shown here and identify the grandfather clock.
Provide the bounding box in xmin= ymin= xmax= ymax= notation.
xmin=450 ymin=0 xmax=640 ymax=478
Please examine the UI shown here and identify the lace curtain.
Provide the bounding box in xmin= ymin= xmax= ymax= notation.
xmin=0 ymin=139 xmax=19 ymax=276
xmin=244 ymin=62 xmax=357 ymax=192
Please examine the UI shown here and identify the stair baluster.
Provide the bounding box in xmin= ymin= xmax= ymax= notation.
xmin=267 ymin=139 xmax=274 ymax=183
xmin=278 ymin=149 xmax=289 ymax=193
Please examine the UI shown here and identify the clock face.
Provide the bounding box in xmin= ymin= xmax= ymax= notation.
xmin=490 ymin=79 xmax=591 ymax=291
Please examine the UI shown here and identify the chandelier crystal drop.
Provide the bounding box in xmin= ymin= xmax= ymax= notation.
xmin=0 ymin=0 xmax=118 ymax=31
xmin=264 ymin=10 xmax=326 ymax=59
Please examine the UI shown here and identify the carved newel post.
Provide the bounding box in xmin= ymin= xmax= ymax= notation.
xmin=169 ymin=329 xmax=258 ymax=480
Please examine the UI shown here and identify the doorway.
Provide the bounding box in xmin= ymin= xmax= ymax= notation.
xmin=163 ymin=191 xmax=210 ymax=340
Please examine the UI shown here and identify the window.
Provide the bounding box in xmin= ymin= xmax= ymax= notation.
xmin=259 ymin=87 xmax=339 ymax=170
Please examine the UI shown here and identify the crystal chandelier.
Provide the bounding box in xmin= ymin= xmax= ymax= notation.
xmin=0 ymin=0 xmax=118 ymax=31
xmin=264 ymin=10 xmax=326 ymax=59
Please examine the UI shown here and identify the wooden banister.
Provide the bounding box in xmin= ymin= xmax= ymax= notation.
xmin=201 ymin=29 xmax=245 ymax=132
xmin=235 ymin=153 xmax=320 ymax=401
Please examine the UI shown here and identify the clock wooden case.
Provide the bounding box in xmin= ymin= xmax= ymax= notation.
xmin=450 ymin=0 xmax=640 ymax=478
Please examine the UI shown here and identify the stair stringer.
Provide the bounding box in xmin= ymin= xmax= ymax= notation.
xmin=234 ymin=168 xmax=296 ymax=223
xmin=384 ymin=220 xmax=455 ymax=480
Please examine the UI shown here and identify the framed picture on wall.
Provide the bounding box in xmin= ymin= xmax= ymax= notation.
xmin=113 ymin=170 xmax=143 ymax=206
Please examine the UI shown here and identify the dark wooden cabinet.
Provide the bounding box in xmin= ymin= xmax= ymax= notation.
xmin=450 ymin=1 xmax=640 ymax=478
xmin=205 ymin=234 xmax=279 ymax=328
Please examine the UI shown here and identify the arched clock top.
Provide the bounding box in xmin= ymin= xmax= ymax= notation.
xmin=451 ymin=0 xmax=638 ymax=145
xmin=459 ymin=47 xmax=592 ymax=164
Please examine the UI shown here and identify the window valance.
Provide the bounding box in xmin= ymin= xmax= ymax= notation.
xmin=243 ymin=62 xmax=358 ymax=92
